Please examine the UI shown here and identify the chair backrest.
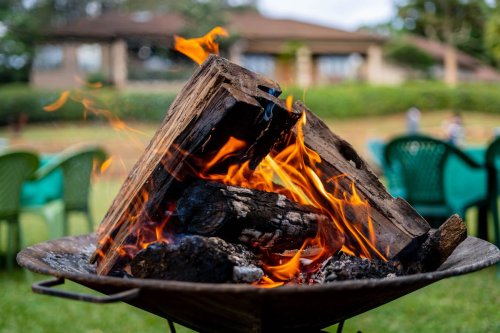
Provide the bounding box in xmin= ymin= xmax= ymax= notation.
xmin=384 ymin=135 xmax=453 ymax=205
xmin=0 ymin=151 xmax=39 ymax=219
xmin=56 ymin=146 xmax=107 ymax=212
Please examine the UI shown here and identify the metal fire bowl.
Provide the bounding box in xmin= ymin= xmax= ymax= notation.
xmin=17 ymin=234 xmax=500 ymax=333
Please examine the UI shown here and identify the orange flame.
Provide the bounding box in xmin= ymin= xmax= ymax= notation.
xmin=43 ymin=90 xmax=70 ymax=112
xmin=174 ymin=26 xmax=229 ymax=65
xmin=100 ymin=157 xmax=113 ymax=174
xmin=264 ymin=241 xmax=308 ymax=281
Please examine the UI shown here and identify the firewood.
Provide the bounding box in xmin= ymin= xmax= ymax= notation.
xmin=298 ymin=105 xmax=431 ymax=259
xmin=130 ymin=235 xmax=264 ymax=283
xmin=93 ymin=56 xmax=302 ymax=275
xmin=398 ymin=214 xmax=467 ymax=273
xmin=176 ymin=181 xmax=333 ymax=252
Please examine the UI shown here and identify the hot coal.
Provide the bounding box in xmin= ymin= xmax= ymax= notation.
xmin=311 ymin=252 xmax=404 ymax=283
xmin=130 ymin=235 xmax=263 ymax=283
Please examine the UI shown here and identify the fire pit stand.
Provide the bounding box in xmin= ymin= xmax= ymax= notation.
xmin=17 ymin=233 xmax=500 ymax=333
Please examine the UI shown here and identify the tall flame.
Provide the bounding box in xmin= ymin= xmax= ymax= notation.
xmin=173 ymin=27 xmax=229 ymax=64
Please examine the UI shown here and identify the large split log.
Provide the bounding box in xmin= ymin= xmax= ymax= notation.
xmin=131 ymin=235 xmax=264 ymax=283
xmin=299 ymin=104 xmax=431 ymax=259
xmin=176 ymin=181 xmax=334 ymax=252
xmin=92 ymin=55 xmax=302 ymax=275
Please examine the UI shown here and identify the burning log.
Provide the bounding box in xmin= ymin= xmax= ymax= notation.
xmin=399 ymin=214 xmax=467 ymax=273
xmin=93 ymin=55 xmax=302 ymax=275
xmin=175 ymin=181 xmax=332 ymax=251
xmin=130 ymin=235 xmax=264 ymax=283
xmin=300 ymin=106 xmax=431 ymax=258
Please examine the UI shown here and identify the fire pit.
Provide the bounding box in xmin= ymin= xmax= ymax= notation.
xmin=18 ymin=31 xmax=500 ymax=332
xmin=17 ymin=234 xmax=500 ymax=332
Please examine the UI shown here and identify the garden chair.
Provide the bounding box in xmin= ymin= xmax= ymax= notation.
xmin=24 ymin=145 xmax=107 ymax=236
xmin=0 ymin=151 xmax=39 ymax=270
xmin=485 ymin=137 xmax=500 ymax=276
xmin=367 ymin=138 xmax=406 ymax=198
xmin=384 ymin=135 xmax=484 ymax=228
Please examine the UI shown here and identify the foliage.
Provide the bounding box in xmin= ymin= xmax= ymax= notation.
xmin=395 ymin=0 xmax=493 ymax=62
xmin=384 ymin=39 xmax=436 ymax=72
xmin=485 ymin=6 xmax=500 ymax=64
xmin=284 ymin=83 xmax=500 ymax=119
xmin=0 ymin=85 xmax=177 ymax=125
xmin=1 ymin=83 xmax=500 ymax=127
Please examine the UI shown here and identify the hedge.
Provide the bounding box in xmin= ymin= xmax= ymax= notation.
xmin=0 ymin=83 xmax=499 ymax=125
xmin=0 ymin=85 xmax=177 ymax=125
xmin=284 ymin=83 xmax=500 ymax=119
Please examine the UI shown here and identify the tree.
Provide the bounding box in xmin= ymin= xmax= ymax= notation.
xmin=485 ymin=3 xmax=500 ymax=65
xmin=395 ymin=0 xmax=493 ymax=85
xmin=396 ymin=0 xmax=490 ymax=59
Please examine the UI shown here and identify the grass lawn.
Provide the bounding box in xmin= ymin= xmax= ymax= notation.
xmin=1 ymin=111 xmax=500 ymax=332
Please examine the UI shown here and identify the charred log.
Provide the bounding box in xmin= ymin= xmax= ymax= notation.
xmin=176 ymin=181 xmax=330 ymax=251
xmin=130 ymin=235 xmax=263 ymax=283
xmin=399 ymin=214 xmax=467 ymax=273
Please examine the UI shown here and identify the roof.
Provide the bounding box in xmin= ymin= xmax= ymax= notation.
xmin=406 ymin=35 xmax=480 ymax=69
xmin=51 ymin=12 xmax=185 ymax=39
xmin=50 ymin=11 xmax=384 ymax=44
xmin=228 ymin=12 xmax=383 ymax=42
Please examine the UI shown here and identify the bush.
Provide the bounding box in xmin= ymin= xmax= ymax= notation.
xmin=284 ymin=83 xmax=500 ymax=119
xmin=0 ymin=83 xmax=499 ymax=126
xmin=0 ymin=85 xmax=177 ymax=125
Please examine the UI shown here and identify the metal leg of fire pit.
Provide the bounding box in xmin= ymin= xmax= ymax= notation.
xmin=167 ymin=319 xmax=176 ymax=333
xmin=336 ymin=320 xmax=345 ymax=333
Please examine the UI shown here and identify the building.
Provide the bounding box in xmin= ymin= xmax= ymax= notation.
xmin=31 ymin=11 xmax=500 ymax=89
xmin=31 ymin=11 xmax=387 ymax=89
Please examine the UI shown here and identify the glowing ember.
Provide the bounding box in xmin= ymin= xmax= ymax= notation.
xmin=173 ymin=26 xmax=229 ymax=64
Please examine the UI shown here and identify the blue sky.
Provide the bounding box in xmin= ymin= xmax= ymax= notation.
xmin=258 ymin=0 xmax=395 ymax=31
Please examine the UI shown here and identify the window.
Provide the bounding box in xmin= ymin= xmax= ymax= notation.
xmin=33 ymin=45 xmax=63 ymax=70
xmin=77 ymin=43 xmax=102 ymax=72
xmin=317 ymin=53 xmax=362 ymax=81
xmin=242 ymin=54 xmax=275 ymax=78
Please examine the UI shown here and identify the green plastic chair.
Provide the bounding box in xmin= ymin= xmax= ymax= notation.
xmin=0 ymin=151 xmax=39 ymax=270
xmin=485 ymin=137 xmax=500 ymax=275
xmin=384 ymin=135 xmax=483 ymax=228
xmin=25 ymin=145 xmax=107 ymax=236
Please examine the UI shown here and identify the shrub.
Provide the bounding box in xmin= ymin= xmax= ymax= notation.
xmin=0 ymin=85 xmax=177 ymax=126
xmin=0 ymin=83 xmax=498 ymax=126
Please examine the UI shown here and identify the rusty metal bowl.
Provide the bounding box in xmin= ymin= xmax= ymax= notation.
xmin=17 ymin=234 xmax=500 ymax=333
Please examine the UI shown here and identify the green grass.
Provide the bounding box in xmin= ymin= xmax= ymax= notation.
xmin=1 ymin=115 xmax=500 ymax=332
xmin=1 ymin=178 xmax=499 ymax=333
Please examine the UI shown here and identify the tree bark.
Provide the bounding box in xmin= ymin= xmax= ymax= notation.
xmin=176 ymin=181 xmax=333 ymax=252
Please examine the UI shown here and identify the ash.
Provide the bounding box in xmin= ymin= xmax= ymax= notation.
xmin=311 ymin=252 xmax=404 ymax=284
